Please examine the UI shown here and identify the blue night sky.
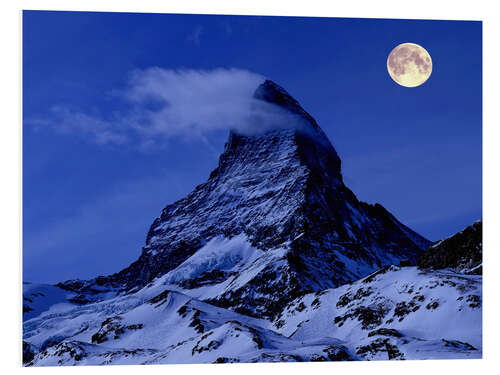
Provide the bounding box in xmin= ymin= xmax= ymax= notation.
xmin=23 ymin=11 xmax=482 ymax=284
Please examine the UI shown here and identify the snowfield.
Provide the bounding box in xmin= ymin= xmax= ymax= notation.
xmin=273 ymin=265 xmax=481 ymax=360
xmin=23 ymin=262 xmax=481 ymax=365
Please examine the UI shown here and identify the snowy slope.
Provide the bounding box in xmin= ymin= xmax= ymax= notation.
xmin=24 ymin=278 xmax=353 ymax=365
xmin=23 ymin=282 xmax=76 ymax=321
xmin=23 ymin=280 xmax=120 ymax=322
xmin=273 ymin=265 xmax=481 ymax=360
xmin=24 ymin=264 xmax=481 ymax=365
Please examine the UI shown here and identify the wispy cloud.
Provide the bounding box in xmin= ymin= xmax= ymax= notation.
xmin=45 ymin=106 xmax=129 ymax=145
xmin=26 ymin=68 xmax=306 ymax=149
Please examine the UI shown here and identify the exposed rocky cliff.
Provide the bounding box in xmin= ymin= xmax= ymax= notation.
xmin=418 ymin=221 xmax=482 ymax=274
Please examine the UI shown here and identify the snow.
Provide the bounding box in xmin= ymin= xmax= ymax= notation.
xmin=23 ymin=282 xmax=76 ymax=321
xmin=23 ymin=263 xmax=481 ymax=365
xmin=163 ymin=234 xmax=263 ymax=284
xmin=273 ymin=266 xmax=481 ymax=360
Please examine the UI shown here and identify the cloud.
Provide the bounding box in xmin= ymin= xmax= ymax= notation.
xmin=48 ymin=106 xmax=129 ymax=145
xmin=27 ymin=68 xmax=308 ymax=149
xmin=124 ymin=68 xmax=265 ymax=142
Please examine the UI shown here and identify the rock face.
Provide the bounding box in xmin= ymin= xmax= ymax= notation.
xmin=56 ymin=80 xmax=430 ymax=318
xmin=418 ymin=221 xmax=482 ymax=274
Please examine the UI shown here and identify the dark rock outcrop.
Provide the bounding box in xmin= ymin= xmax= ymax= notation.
xmin=418 ymin=221 xmax=482 ymax=274
xmin=23 ymin=341 xmax=36 ymax=365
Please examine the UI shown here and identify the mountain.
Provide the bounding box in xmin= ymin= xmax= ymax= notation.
xmin=418 ymin=221 xmax=482 ymax=275
xmin=54 ymin=80 xmax=430 ymax=319
xmin=23 ymin=80 xmax=480 ymax=366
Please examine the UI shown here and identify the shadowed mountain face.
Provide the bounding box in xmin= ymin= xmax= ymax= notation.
xmin=418 ymin=221 xmax=482 ymax=275
xmin=58 ymin=80 xmax=430 ymax=318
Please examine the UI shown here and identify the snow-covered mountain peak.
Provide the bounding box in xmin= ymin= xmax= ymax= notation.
xmin=47 ymin=80 xmax=429 ymax=319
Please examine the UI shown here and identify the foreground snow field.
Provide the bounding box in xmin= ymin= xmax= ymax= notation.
xmin=23 ymin=264 xmax=481 ymax=365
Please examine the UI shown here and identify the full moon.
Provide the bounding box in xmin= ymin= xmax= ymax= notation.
xmin=387 ymin=43 xmax=432 ymax=87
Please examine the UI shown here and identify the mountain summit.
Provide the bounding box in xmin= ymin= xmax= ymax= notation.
xmin=59 ymin=80 xmax=430 ymax=318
